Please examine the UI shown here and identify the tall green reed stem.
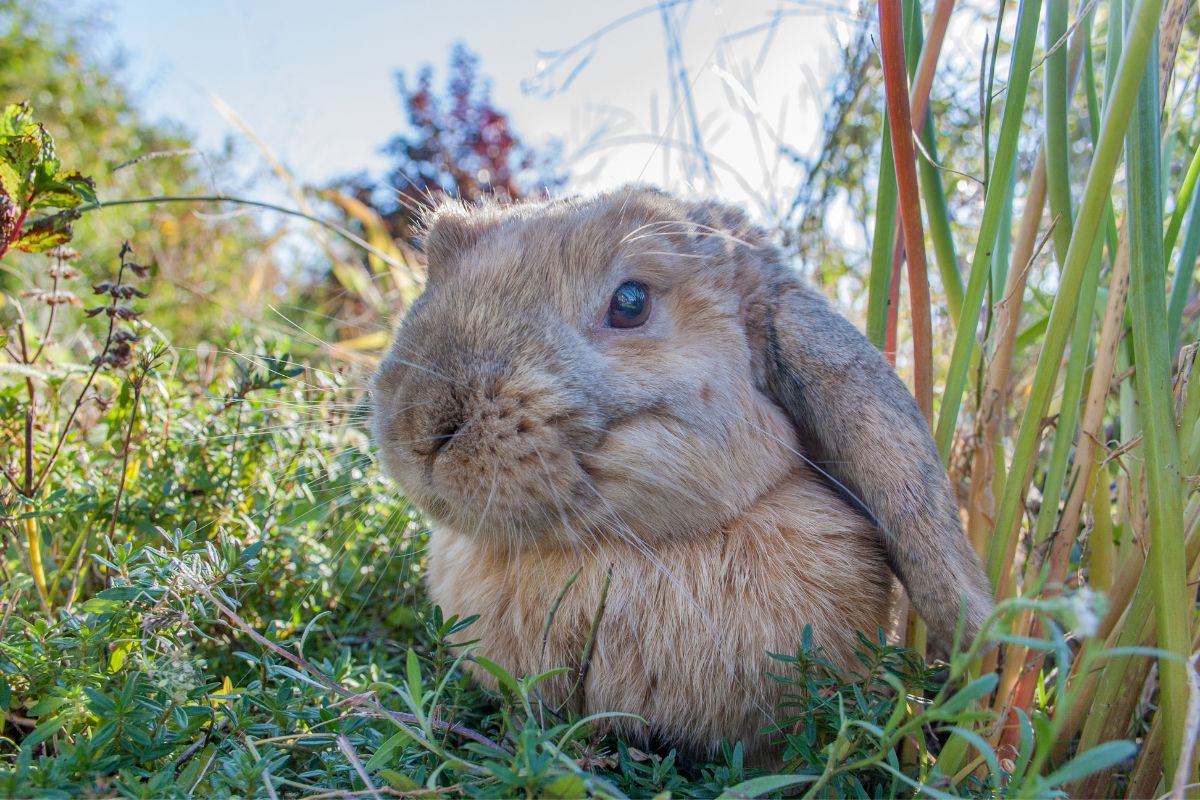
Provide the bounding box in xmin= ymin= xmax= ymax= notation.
xmin=867 ymin=122 xmax=899 ymax=351
xmin=933 ymin=0 xmax=1044 ymax=460
xmin=984 ymin=0 xmax=1164 ymax=596
xmin=1123 ymin=29 xmax=1190 ymax=778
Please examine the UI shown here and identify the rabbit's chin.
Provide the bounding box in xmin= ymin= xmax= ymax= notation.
xmin=403 ymin=476 xmax=699 ymax=552
xmin=404 ymin=439 xmax=800 ymax=552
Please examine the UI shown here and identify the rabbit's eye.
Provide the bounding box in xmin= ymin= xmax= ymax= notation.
xmin=607 ymin=281 xmax=650 ymax=329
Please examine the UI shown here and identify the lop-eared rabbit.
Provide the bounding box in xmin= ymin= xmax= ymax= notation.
xmin=371 ymin=187 xmax=993 ymax=761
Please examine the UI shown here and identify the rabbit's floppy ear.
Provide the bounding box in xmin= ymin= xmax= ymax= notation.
xmin=757 ymin=276 xmax=994 ymax=651
xmin=682 ymin=200 xmax=994 ymax=652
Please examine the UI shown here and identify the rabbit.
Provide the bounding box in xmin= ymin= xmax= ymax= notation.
xmin=370 ymin=186 xmax=994 ymax=762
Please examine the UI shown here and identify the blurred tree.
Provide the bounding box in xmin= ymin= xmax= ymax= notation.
xmin=345 ymin=43 xmax=564 ymax=252
xmin=0 ymin=0 xmax=285 ymax=341
xmin=316 ymin=43 xmax=564 ymax=342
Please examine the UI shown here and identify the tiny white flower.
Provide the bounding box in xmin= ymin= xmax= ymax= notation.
xmin=1064 ymin=586 xmax=1104 ymax=638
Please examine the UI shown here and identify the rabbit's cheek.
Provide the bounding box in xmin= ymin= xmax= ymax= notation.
xmin=424 ymin=396 xmax=590 ymax=524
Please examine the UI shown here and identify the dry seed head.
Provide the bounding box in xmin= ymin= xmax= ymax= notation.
xmin=48 ymin=265 xmax=80 ymax=279
xmin=21 ymin=289 xmax=80 ymax=306
xmin=45 ymin=246 xmax=79 ymax=261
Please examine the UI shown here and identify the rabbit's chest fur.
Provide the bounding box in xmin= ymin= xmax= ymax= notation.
xmin=424 ymin=470 xmax=893 ymax=761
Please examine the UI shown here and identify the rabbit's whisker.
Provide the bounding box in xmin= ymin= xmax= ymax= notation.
xmin=711 ymin=408 xmax=881 ymax=530
xmin=472 ymin=473 xmax=501 ymax=541
xmin=383 ymin=338 xmax=470 ymax=384
xmin=580 ymin=490 xmax=777 ymax=723
xmin=177 ymin=345 xmax=368 ymax=391
xmin=381 ymin=353 xmax=470 ymax=390
xmin=222 ymin=396 xmax=372 ymax=411
xmin=569 ymin=448 xmax=712 ymax=507
xmin=619 ymin=219 xmax=760 ymax=251
xmin=328 ymin=503 xmax=417 ymax=624
xmin=181 ymin=420 xmax=368 ymax=446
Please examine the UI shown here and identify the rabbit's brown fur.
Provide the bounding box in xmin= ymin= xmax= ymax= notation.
xmin=427 ymin=473 xmax=891 ymax=763
xmin=371 ymin=186 xmax=993 ymax=760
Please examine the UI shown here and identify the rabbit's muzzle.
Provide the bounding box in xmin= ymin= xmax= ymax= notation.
xmin=373 ymin=342 xmax=606 ymax=545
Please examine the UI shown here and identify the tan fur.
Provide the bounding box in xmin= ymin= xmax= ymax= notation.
xmin=371 ymin=187 xmax=992 ymax=762
xmin=428 ymin=471 xmax=891 ymax=763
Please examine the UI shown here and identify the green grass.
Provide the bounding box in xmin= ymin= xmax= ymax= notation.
xmin=3 ymin=0 xmax=1200 ymax=793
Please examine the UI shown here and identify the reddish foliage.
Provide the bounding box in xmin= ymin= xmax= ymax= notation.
xmin=354 ymin=44 xmax=563 ymax=247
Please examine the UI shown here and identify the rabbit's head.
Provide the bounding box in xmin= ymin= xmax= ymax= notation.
xmin=370 ymin=188 xmax=802 ymax=548
xmin=371 ymin=187 xmax=994 ymax=651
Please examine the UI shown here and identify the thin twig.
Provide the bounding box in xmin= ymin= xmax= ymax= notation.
xmin=338 ymin=734 xmax=384 ymax=800
xmin=30 ymin=264 xmax=124 ymax=498
xmin=28 ymin=251 xmax=64 ymax=364
xmin=77 ymin=195 xmax=412 ymax=279
xmin=176 ymin=568 xmax=502 ymax=757
xmin=64 ymin=363 xmax=149 ymax=612
xmin=563 ymin=564 xmax=612 ymax=710
xmin=108 ymin=379 xmax=145 ymax=542
xmin=538 ymin=568 xmax=581 ymax=675
xmin=173 ymin=718 xmax=224 ymax=770
xmin=0 ymin=588 xmax=18 ymax=642
xmin=0 ymin=462 xmax=22 ymax=496
xmin=299 ymin=786 xmax=459 ymax=800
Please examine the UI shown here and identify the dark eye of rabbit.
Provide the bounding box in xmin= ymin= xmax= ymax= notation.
xmin=607 ymin=281 xmax=650 ymax=328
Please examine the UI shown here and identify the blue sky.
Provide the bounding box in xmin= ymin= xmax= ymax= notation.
xmin=99 ymin=1 xmax=866 ymax=218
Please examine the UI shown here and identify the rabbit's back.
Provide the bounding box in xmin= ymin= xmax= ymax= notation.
xmin=425 ymin=467 xmax=893 ymax=762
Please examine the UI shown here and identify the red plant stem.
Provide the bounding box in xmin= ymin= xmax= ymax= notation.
xmin=889 ymin=0 xmax=954 ymax=371
xmin=886 ymin=0 xmax=954 ymax=374
xmin=909 ymin=0 xmax=956 ymax=125
xmin=0 ymin=208 xmax=28 ymax=262
xmin=879 ymin=0 xmax=934 ymax=423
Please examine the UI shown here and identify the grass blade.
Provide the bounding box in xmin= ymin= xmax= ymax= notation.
xmin=1123 ymin=28 xmax=1190 ymax=778
xmin=933 ymin=0 xmax=1045 ymax=459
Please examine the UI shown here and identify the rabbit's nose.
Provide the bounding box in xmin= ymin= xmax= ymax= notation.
xmin=431 ymin=415 xmax=465 ymax=455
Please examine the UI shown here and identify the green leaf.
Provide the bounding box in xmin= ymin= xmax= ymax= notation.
xmin=1036 ymin=740 xmax=1136 ymax=790
xmin=377 ymin=769 xmax=420 ymax=792
xmin=716 ymin=774 xmax=818 ymax=799
xmin=27 ymin=695 xmax=67 ymax=717
xmin=31 ymin=187 xmax=82 ymax=210
xmin=0 ymin=134 xmax=38 ymax=190
xmin=472 ymin=654 xmax=523 ymax=697
xmin=526 ymin=666 xmax=572 ymax=687
xmin=405 ymin=647 xmax=424 ymax=710
xmin=90 ymin=720 xmax=119 ymax=750
xmin=544 ymin=774 xmax=589 ymax=798
xmin=80 ymin=597 xmax=120 ymax=614
xmin=94 ymin=586 xmax=147 ymax=602
xmin=945 ymin=726 xmax=1000 ymax=777
xmin=24 ymin=716 xmax=62 ymax=747
xmin=364 ymin=729 xmax=414 ymax=772
xmin=0 ymin=160 xmax=19 ymax=200
xmin=177 ymin=743 xmax=215 ymax=791
xmin=936 ymin=672 xmax=998 ymax=717
xmin=0 ymin=103 xmax=32 ymax=137
xmin=15 ymin=210 xmax=78 ymax=253
xmin=32 ymin=172 xmax=95 ymax=209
